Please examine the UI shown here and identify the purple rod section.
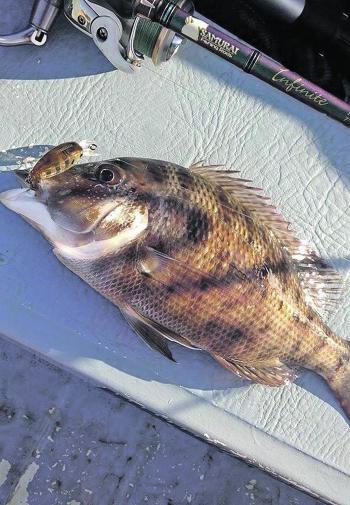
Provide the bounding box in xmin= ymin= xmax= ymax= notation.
xmin=154 ymin=2 xmax=350 ymax=128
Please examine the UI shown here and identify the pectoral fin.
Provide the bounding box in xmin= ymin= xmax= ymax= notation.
xmin=213 ymin=354 xmax=296 ymax=386
xmin=139 ymin=246 xmax=243 ymax=295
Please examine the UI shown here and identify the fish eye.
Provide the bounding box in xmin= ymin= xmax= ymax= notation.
xmin=97 ymin=164 xmax=119 ymax=184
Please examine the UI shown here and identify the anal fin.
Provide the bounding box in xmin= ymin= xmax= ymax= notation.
xmin=213 ymin=354 xmax=296 ymax=387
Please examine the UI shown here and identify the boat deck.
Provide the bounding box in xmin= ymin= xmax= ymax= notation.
xmin=0 ymin=2 xmax=349 ymax=503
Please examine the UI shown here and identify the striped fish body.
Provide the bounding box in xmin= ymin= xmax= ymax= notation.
xmin=1 ymin=150 xmax=349 ymax=418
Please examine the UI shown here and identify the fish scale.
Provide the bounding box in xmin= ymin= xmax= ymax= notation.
xmin=1 ymin=145 xmax=349 ymax=418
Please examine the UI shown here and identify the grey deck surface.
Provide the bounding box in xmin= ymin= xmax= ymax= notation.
xmin=0 ymin=335 xmax=323 ymax=505
xmin=1 ymin=1 xmax=350 ymax=504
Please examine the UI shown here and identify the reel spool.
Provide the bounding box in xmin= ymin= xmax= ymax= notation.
xmin=131 ymin=0 xmax=192 ymax=65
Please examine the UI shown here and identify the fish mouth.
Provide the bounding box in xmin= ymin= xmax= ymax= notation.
xmin=1 ymin=187 xmax=148 ymax=261
xmin=0 ymin=188 xmax=92 ymax=248
xmin=0 ymin=186 xmax=127 ymax=249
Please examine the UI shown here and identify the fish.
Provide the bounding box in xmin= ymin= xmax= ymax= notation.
xmin=1 ymin=142 xmax=349 ymax=419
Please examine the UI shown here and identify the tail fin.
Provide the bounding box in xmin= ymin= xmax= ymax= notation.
xmin=325 ymin=351 xmax=350 ymax=420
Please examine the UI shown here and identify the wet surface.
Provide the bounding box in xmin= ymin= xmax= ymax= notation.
xmin=0 ymin=336 xmax=323 ymax=505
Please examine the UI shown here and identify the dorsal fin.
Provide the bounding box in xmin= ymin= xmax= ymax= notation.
xmin=189 ymin=163 xmax=342 ymax=318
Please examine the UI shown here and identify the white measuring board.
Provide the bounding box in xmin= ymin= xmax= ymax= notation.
xmin=1 ymin=2 xmax=350 ymax=503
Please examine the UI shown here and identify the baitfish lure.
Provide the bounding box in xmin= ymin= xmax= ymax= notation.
xmin=26 ymin=141 xmax=97 ymax=189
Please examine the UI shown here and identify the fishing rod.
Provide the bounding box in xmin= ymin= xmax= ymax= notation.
xmin=1 ymin=0 xmax=350 ymax=127
xmin=132 ymin=0 xmax=350 ymax=127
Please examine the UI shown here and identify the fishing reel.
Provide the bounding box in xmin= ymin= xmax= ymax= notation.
xmin=64 ymin=0 xmax=193 ymax=71
xmin=0 ymin=0 xmax=193 ymax=72
xmin=0 ymin=0 xmax=61 ymax=46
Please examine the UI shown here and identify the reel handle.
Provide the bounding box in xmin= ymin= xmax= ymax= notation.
xmin=0 ymin=0 xmax=62 ymax=46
